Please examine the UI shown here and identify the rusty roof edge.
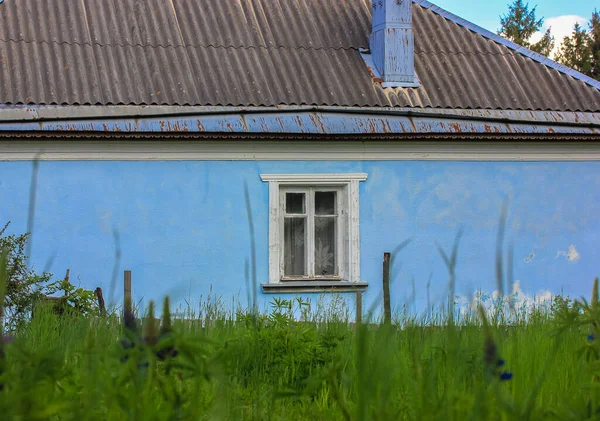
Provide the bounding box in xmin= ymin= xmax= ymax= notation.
xmin=0 ymin=104 xmax=598 ymax=127
xmin=414 ymin=0 xmax=600 ymax=90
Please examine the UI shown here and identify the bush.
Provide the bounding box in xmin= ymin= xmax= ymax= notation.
xmin=0 ymin=221 xmax=97 ymax=330
xmin=0 ymin=222 xmax=52 ymax=330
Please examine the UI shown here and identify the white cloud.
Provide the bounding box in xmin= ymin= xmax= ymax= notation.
xmin=555 ymin=245 xmax=581 ymax=262
xmin=530 ymin=15 xmax=588 ymax=58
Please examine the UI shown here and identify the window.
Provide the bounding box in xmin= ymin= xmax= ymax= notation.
xmin=282 ymin=188 xmax=341 ymax=279
xmin=261 ymin=173 xmax=368 ymax=292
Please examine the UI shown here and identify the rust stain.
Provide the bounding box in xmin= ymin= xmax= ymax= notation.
xmin=102 ymin=124 xmax=109 ymax=131
xmin=547 ymin=128 xmax=556 ymax=133
xmin=170 ymin=121 xmax=188 ymax=132
xmin=408 ymin=118 xmax=417 ymax=132
xmin=196 ymin=120 xmax=205 ymax=132
xmin=365 ymin=64 xmax=384 ymax=84
xmin=160 ymin=121 xmax=166 ymax=132
xmin=367 ymin=119 xmax=376 ymax=134
xmin=296 ymin=116 xmax=303 ymax=128
xmin=484 ymin=124 xmax=492 ymax=133
xmin=309 ymin=114 xmax=326 ymax=133
xmin=275 ymin=117 xmax=285 ymax=132
xmin=449 ymin=123 xmax=462 ymax=133
xmin=383 ymin=119 xmax=392 ymax=133
xmin=239 ymin=115 xmax=249 ymax=132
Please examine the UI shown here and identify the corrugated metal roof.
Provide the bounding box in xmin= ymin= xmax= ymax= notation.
xmin=0 ymin=0 xmax=598 ymax=112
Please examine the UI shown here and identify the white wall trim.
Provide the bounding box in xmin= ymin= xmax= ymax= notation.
xmin=2 ymin=141 xmax=600 ymax=161
xmin=262 ymin=173 xmax=367 ymax=287
xmin=260 ymin=173 xmax=369 ymax=182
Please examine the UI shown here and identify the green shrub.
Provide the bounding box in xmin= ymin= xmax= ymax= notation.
xmin=0 ymin=222 xmax=97 ymax=330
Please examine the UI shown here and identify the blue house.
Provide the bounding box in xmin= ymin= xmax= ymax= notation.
xmin=0 ymin=0 xmax=598 ymax=316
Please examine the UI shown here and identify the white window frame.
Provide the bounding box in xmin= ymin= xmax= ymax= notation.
xmin=260 ymin=173 xmax=368 ymax=286
xmin=280 ymin=186 xmax=344 ymax=281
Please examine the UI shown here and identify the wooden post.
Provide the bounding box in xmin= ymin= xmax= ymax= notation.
xmin=95 ymin=287 xmax=106 ymax=316
xmin=123 ymin=270 xmax=136 ymax=331
xmin=64 ymin=269 xmax=70 ymax=297
xmin=383 ymin=252 xmax=391 ymax=324
xmin=124 ymin=270 xmax=132 ymax=306
xmin=356 ymin=290 xmax=363 ymax=324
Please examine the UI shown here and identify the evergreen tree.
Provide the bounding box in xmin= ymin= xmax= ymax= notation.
xmin=590 ymin=10 xmax=600 ymax=80
xmin=499 ymin=0 xmax=554 ymax=56
xmin=555 ymin=23 xmax=592 ymax=76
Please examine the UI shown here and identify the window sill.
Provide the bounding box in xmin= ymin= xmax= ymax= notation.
xmin=262 ymin=281 xmax=368 ymax=294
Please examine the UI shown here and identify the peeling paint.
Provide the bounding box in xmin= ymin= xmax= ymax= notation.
xmin=0 ymin=108 xmax=596 ymax=135
xmin=555 ymin=245 xmax=580 ymax=262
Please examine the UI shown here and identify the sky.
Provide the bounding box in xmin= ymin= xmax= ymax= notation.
xmin=431 ymin=0 xmax=597 ymax=57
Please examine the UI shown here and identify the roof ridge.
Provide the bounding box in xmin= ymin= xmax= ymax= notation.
xmin=0 ymin=37 xmax=360 ymax=52
xmin=414 ymin=0 xmax=600 ymax=90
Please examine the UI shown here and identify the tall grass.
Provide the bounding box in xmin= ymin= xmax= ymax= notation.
xmin=0 ymin=291 xmax=596 ymax=420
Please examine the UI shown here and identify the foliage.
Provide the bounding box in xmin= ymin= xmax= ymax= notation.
xmin=499 ymin=0 xmax=554 ymax=56
xmin=44 ymin=277 xmax=98 ymax=316
xmin=0 ymin=222 xmax=97 ymax=330
xmin=555 ymin=23 xmax=593 ymax=75
xmin=224 ymin=297 xmax=345 ymax=391
xmin=0 ymin=222 xmax=52 ymax=330
xmin=555 ymin=10 xmax=600 ymax=81
xmin=591 ymin=11 xmax=600 ymax=80
xmin=0 ymin=286 xmax=599 ymax=420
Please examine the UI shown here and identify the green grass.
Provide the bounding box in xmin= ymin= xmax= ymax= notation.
xmin=0 ymin=295 xmax=598 ymax=421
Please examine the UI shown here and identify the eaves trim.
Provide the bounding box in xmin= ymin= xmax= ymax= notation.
xmin=414 ymin=0 xmax=600 ymax=90
xmin=0 ymin=105 xmax=599 ymax=127
xmin=3 ymin=139 xmax=600 ymax=161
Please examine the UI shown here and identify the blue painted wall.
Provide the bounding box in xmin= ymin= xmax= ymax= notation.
xmin=0 ymin=160 xmax=598 ymax=317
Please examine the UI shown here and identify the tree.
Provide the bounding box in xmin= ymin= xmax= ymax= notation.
xmin=590 ymin=10 xmax=600 ymax=80
xmin=555 ymin=23 xmax=592 ymax=76
xmin=555 ymin=10 xmax=600 ymax=81
xmin=499 ymin=0 xmax=555 ymax=56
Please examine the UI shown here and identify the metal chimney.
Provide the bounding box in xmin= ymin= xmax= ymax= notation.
xmin=368 ymin=0 xmax=419 ymax=87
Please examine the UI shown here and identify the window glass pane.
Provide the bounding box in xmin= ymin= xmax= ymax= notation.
xmin=284 ymin=217 xmax=306 ymax=276
xmin=315 ymin=191 xmax=336 ymax=215
xmin=315 ymin=217 xmax=337 ymax=276
xmin=286 ymin=193 xmax=305 ymax=214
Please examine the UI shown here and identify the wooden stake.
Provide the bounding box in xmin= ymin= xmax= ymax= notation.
xmin=95 ymin=287 xmax=106 ymax=316
xmin=383 ymin=252 xmax=391 ymax=324
xmin=124 ymin=270 xmax=132 ymax=307
xmin=64 ymin=269 xmax=70 ymax=297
